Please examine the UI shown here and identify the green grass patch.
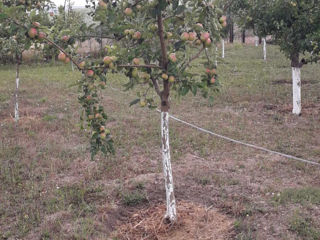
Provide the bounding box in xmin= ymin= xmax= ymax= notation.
xmin=273 ymin=187 xmax=320 ymax=205
xmin=289 ymin=213 xmax=320 ymax=240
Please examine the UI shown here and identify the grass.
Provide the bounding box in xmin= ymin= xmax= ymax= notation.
xmin=289 ymin=212 xmax=320 ymax=240
xmin=1 ymin=44 xmax=320 ymax=239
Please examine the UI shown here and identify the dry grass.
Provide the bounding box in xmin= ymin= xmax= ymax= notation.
xmin=0 ymin=44 xmax=320 ymax=239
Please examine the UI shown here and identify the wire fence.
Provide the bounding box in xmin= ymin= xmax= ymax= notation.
xmin=109 ymin=86 xmax=320 ymax=168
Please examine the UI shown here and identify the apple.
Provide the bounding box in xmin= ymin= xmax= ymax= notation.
xmin=136 ymin=4 xmax=142 ymax=10
xmin=124 ymin=8 xmax=133 ymax=16
xmin=195 ymin=39 xmax=202 ymax=45
xmin=149 ymin=24 xmax=158 ymax=32
xmin=166 ymin=32 xmax=173 ymax=39
xmin=64 ymin=57 xmax=70 ymax=64
xmin=196 ymin=23 xmax=203 ymax=29
xmin=124 ymin=29 xmax=130 ymax=35
xmin=129 ymin=29 xmax=135 ymax=35
xmin=28 ymin=28 xmax=37 ymax=38
xmin=103 ymin=56 xmax=112 ymax=65
xmin=38 ymin=32 xmax=46 ymax=40
xmin=88 ymin=115 xmax=94 ymax=120
xmin=100 ymin=126 xmax=105 ymax=132
xmin=133 ymin=31 xmax=141 ymax=40
xmin=140 ymin=100 xmax=146 ymax=107
xmin=61 ymin=35 xmax=70 ymax=42
xmin=86 ymin=70 xmax=95 ymax=78
xmin=95 ymin=113 xmax=102 ymax=119
xmin=219 ymin=16 xmax=227 ymax=23
xmin=142 ymin=73 xmax=150 ymax=80
xmin=58 ymin=52 xmax=66 ymax=61
xmin=109 ymin=62 xmax=115 ymax=69
xmin=200 ymin=32 xmax=210 ymax=42
xmin=100 ymin=133 xmax=106 ymax=139
xmin=168 ymin=76 xmax=175 ymax=83
xmin=133 ymin=58 xmax=140 ymax=65
xmin=210 ymin=77 xmax=215 ymax=84
xmin=162 ymin=73 xmax=168 ymax=80
xmin=32 ymin=22 xmax=41 ymax=28
xmin=189 ymin=32 xmax=197 ymax=41
xmin=86 ymin=95 xmax=92 ymax=101
xmin=205 ymin=38 xmax=212 ymax=46
xmin=132 ymin=68 xmax=138 ymax=78
xmin=99 ymin=0 xmax=107 ymax=8
xmin=169 ymin=53 xmax=177 ymax=63
xmin=79 ymin=61 xmax=86 ymax=69
xmin=181 ymin=32 xmax=189 ymax=41
xmin=222 ymin=21 xmax=227 ymax=27
xmin=49 ymin=12 xmax=54 ymax=17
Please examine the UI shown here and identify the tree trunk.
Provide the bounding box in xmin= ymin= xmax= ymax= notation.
xmin=229 ymin=19 xmax=234 ymax=43
xmin=263 ymin=38 xmax=267 ymax=61
xmin=222 ymin=39 xmax=225 ymax=59
xmin=259 ymin=36 xmax=262 ymax=44
xmin=291 ymin=53 xmax=302 ymax=115
xmin=161 ymin=111 xmax=177 ymax=222
xmin=71 ymin=61 xmax=74 ymax=71
xmin=255 ymin=36 xmax=259 ymax=47
xmin=14 ymin=60 xmax=20 ymax=122
xmin=242 ymin=29 xmax=246 ymax=43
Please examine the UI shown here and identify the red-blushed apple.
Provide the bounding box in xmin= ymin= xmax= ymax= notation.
xmin=38 ymin=32 xmax=46 ymax=40
xmin=195 ymin=39 xmax=202 ymax=45
xmin=181 ymin=32 xmax=189 ymax=41
xmin=133 ymin=31 xmax=141 ymax=40
xmin=58 ymin=52 xmax=66 ymax=61
xmin=109 ymin=62 xmax=115 ymax=69
xmin=129 ymin=29 xmax=135 ymax=35
xmin=86 ymin=70 xmax=95 ymax=78
xmin=169 ymin=53 xmax=177 ymax=63
xmin=210 ymin=77 xmax=216 ymax=84
xmin=61 ymin=35 xmax=70 ymax=42
xmin=86 ymin=95 xmax=92 ymax=101
xmin=88 ymin=114 xmax=94 ymax=120
xmin=28 ymin=28 xmax=37 ymax=38
xmin=124 ymin=8 xmax=133 ymax=16
xmin=49 ymin=12 xmax=54 ymax=17
xmin=205 ymin=38 xmax=212 ymax=46
xmin=103 ymin=56 xmax=112 ymax=65
xmin=162 ymin=73 xmax=168 ymax=80
xmin=133 ymin=58 xmax=140 ymax=65
xmin=100 ymin=126 xmax=105 ymax=132
xmin=168 ymin=76 xmax=175 ymax=83
xmin=136 ymin=4 xmax=142 ymax=10
xmin=188 ymin=32 xmax=197 ymax=41
xmin=124 ymin=29 xmax=130 ymax=35
xmin=95 ymin=113 xmax=102 ymax=119
xmin=100 ymin=133 xmax=106 ymax=139
xmin=200 ymin=32 xmax=210 ymax=42
xmin=64 ymin=57 xmax=70 ymax=64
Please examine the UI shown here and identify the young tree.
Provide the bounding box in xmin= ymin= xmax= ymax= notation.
xmin=0 ymin=0 xmax=52 ymax=122
xmin=252 ymin=0 xmax=320 ymax=115
xmin=86 ymin=0 xmax=223 ymax=222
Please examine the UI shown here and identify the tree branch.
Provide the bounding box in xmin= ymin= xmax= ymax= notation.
xmin=185 ymin=47 xmax=205 ymax=68
xmin=151 ymin=77 xmax=161 ymax=96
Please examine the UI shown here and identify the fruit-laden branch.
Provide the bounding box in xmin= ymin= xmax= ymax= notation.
xmin=43 ymin=37 xmax=81 ymax=69
xmin=118 ymin=64 xmax=162 ymax=69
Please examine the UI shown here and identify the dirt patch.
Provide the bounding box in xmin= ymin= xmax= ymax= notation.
xmin=113 ymin=201 xmax=234 ymax=240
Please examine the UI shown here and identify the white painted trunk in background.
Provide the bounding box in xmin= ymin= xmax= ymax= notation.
xmin=161 ymin=111 xmax=177 ymax=222
xmin=14 ymin=65 xmax=19 ymax=122
xmin=222 ymin=39 xmax=225 ymax=59
xmin=263 ymin=38 xmax=267 ymax=60
xmin=255 ymin=37 xmax=259 ymax=47
xmin=292 ymin=67 xmax=301 ymax=115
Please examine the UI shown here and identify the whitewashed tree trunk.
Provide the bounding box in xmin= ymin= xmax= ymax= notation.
xmin=14 ymin=63 xmax=20 ymax=122
xmin=71 ymin=61 xmax=74 ymax=71
xmin=255 ymin=37 xmax=259 ymax=47
xmin=292 ymin=67 xmax=301 ymax=115
xmin=263 ymin=38 xmax=267 ymax=60
xmin=222 ymin=39 xmax=225 ymax=59
xmin=161 ymin=111 xmax=177 ymax=222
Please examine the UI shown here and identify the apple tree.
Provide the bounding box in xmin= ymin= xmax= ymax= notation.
xmin=0 ymin=0 xmax=52 ymax=122
xmin=84 ymin=0 xmax=225 ymax=222
xmin=251 ymin=0 xmax=320 ymax=115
